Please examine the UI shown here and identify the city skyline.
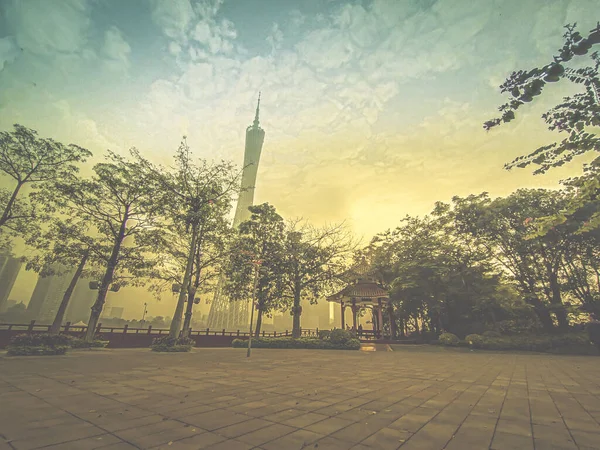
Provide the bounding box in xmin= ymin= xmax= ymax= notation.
xmin=0 ymin=0 xmax=598 ymax=317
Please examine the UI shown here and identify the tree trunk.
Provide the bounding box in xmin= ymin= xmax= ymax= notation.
xmin=86 ymin=213 xmax=128 ymax=342
xmin=0 ymin=182 xmax=23 ymax=228
xmin=182 ymin=225 xmax=205 ymax=339
xmin=170 ymin=224 xmax=199 ymax=338
xmin=181 ymin=285 xmax=196 ymax=339
xmin=549 ymin=270 xmax=569 ymax=331
xmin=292 ymin=285 xmax=302 ymax=338
xmin=255 ymin=308 xmax=263 ymax=337
xmin=50 ymin=250 xmax=89 ymax=335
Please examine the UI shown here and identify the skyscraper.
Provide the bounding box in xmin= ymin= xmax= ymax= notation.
xmin=27 ymin=264 xmax=95 ymax=324
xmin=0 ymin=252 xmax=21 ymax=313
xmin=207 ymin=94 xmax=266 ymax=329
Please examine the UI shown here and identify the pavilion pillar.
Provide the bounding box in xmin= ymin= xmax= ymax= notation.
xmin=371 ymin=307 xmax=377 ymax=335
xmin=340 ymin=302 xmax=345 ymax=329
xmin=387 ymin=303 xmax=396 ymax=339
xmin=351 ymin=300 xmax=357 ymax=331
xmin=377 ymin=299 xmax=384 ymax=339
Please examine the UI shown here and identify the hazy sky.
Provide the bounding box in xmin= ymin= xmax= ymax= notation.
xmin=1 ymin=0 xmax=598 ymax=317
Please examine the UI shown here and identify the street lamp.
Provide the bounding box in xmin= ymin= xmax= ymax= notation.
xmin=141 ymin=302 xmax=148 ymax=324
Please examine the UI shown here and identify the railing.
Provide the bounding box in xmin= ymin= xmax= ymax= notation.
xmin=0 ymin=321 xmax=320 ymax=338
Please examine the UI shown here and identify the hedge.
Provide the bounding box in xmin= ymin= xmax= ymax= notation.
xmin=151 ymin=336 xmax=194 ymax=352
xmin=5 ymin=333 xmax=110 ymax=356
xmin=464 ymin=332 xmax=598 ymax=355
xmin=232 ymin=337 xmax=361 ymax=350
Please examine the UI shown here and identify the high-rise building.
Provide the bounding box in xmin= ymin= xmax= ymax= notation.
xmin=27 ymin=264 xmax=95 ymax=324
xmin=207 ymin=94 xmax=266 ymax=330
xmin=0 ymin=253 xmax=22 ymax=313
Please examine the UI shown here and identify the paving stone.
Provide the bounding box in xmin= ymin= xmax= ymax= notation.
xmin=0 ymin=347 xmax=598 ymax=450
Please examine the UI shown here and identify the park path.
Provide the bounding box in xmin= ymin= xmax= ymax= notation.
xmin=1 ymin=347 xmax=599 ymax=449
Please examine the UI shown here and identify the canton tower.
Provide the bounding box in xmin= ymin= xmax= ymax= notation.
xmin=207 ymin=94 xmax=265 ymax=329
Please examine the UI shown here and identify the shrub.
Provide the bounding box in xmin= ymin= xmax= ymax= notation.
xmin=329 ymin=329 xmax=354 ymax=344
xmin=472 ymin=332 xmax=597 ymax=355
xmin=232 ymin=337 xmax=360 ymax=350
xmin=150 ymin=336 xmax=194 ymax=352
xmin=69 ymin=338 xmax=109 ymax=349
xmin=7 ymin=345 xmax=68 ymax=356
xmin=6 ymin=333 xmax=74 ymax=356
xmin=483 ymin=330 xmax=502 ymax=338
xmin=585 ymin=321 xmax=600 ymax=350
xmin=465 ymin=334 xmax=485 ymax=347
xmin=318 ymin=330 xmax=331 ymax=340
xmin=438 ymin=332 xmax=460 ymax=346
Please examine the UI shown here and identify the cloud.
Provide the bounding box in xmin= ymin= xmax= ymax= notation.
xmin=150 ymin=0 xmax=195 ymax=42
xmin=102 ymin=26 xmax=131 ymax=72
xmin=2 ymin=0 xmax=91 ymax=55
xmin=0 ymin=37 xmax=20 ymax=73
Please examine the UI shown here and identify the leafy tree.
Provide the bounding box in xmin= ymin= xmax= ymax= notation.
xmin=137 ymin=139 xmax=240 ymax=338
xmin=53 ymin=151 xmax=161 ymax=342
xmin=222 ymin=203 xmax=287 ymax=337
xmin=0 ymin=124 xmax=91 ymax=241
xmin=450 ymin=190 xmax=577 ymax=331
xmin=281 ymin=220 xmax=356 ymax=338
xmin=484 ymin=22 xmax=600 ymax=173
xmin=485 ymin=23 xmax=600 ymax=236
xmin=369 ymin=213 xmax=511 ymax=338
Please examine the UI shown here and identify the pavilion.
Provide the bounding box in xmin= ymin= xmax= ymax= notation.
xmin=326 ymin=259 xmax=392 ymax=339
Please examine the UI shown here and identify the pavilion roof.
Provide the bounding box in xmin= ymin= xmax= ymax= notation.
xmin=327 ymin=281 xmax=389 ymax=303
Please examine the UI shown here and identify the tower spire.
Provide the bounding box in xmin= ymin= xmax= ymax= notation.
xmin=252 ymin=91 xmax=261 ymax=128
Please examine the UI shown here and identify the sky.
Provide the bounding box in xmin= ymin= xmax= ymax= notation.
xmin=1 ymin=0 xmax=598 ymax=317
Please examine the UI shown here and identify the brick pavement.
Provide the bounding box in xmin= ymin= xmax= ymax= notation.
xmin=0 ymin=346 xmax=599 ymax=449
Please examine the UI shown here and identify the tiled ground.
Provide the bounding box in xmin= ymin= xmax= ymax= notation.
xmin=0 ymin=346 xmax=599 ymax=450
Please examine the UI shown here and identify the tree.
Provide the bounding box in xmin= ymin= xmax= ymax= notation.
xmin=485 ymin=23 xmax=600 ymax=236
xmin=53 ymin=151 xmax=161 ymax=342
xmin=222 ymin=203 xmax=288 ymax=337
xmin=137 ymin=139 xmax=240 ymax=338
xmin=281 ymin=220 xmax=356 ymax=338
xmin=369 ymin=212 xmax=510 ymax=338
xmin=0 ymin=125 xmax=91 ymax=240
xmin=449 ymin=190 xmax=579 ymax=331
xmin=484 ymin=22 xmax=600 ymax=173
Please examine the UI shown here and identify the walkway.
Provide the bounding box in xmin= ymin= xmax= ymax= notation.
xmin=1 ymin=347 xmax=599 ymax=449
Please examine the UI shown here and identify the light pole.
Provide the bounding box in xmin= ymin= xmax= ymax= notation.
xmin=141 ymin=303 xmax=148 ymax=324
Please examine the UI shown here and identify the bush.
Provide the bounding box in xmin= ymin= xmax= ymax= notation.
xmin=329 ymin=329 xmax=355 ymax=344
xmin=438 ymin=332 xmax=460 ymax=346
xmin=6 ymin=333 xmax=75 ymax=356
xmin=232 ymin=337 xmax=361 ymax=350
xmin=7 ymin=345 xmax=68 ymax=356
xmin=150 ymin=336 xmax=194 ymax=352
xmin=318 ymin=330 xmax=331 ymax=340
xmin=465 ymin=334 xmax=485 ymax=347
xmin=483 ymin=330 xmax=502 ymax=338
xmin=471 ymin=332 xmax=597 ymax=355
xmin=69 ymin=338 xmax=109 ymax=349
xmin=586 ymin=321 xmax=600 ymax=350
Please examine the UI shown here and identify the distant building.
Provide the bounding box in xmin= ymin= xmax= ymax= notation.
xmin=0 ymin=252 xmax=22 ymax=313
xmin=104 ymin=306 xmax=124 ymax=319
xmin=27 ymin=264 xmax=96 ymax=324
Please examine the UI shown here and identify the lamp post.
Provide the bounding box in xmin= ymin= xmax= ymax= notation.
xmin=141 ymin=302 xmax=148 ymax=324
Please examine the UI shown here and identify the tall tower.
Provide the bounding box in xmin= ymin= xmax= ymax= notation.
xmin=0 ymin=253 xmax=21 ymax=313
xmin=207 ymin=94 xmax=266 ymax=330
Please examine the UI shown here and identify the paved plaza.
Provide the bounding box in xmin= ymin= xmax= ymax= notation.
xmin=0 ymin=346 xmax=599 ymax=450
